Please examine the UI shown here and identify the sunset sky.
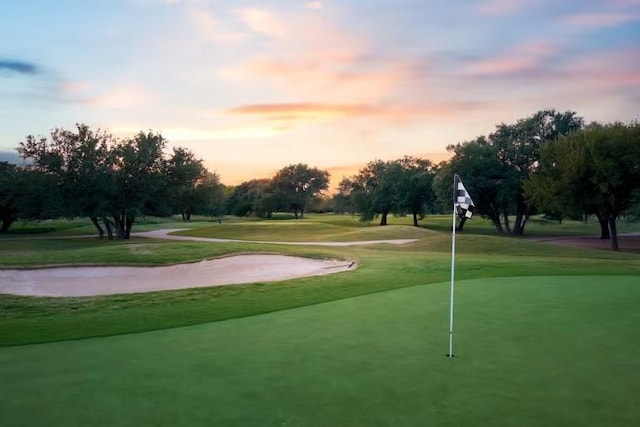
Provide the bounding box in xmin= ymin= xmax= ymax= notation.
xmin=1 ymin=0 xmax=639 ymax=187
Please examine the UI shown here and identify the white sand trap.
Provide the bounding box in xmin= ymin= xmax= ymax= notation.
xmin=0 ymin=255 xmax=356 ymax=297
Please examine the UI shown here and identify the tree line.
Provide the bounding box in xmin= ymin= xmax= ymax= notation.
xmin=1 ymin=111 xmax=639 ymax=250
xmin=0 ymin=124 xmax=330 ymax=238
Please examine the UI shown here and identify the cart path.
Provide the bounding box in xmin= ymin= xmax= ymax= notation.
xmin=132 ymin=228 xmax=419 ymax=246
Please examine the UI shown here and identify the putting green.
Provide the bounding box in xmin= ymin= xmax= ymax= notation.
xmin=1 ymin=275 xmax=639 ymax=426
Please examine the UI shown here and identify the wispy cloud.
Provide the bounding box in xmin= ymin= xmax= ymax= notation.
xmin=306 ymin=1 xmax=323 ymax=9
xmin=476 ymin=0 xmax=534 ymax=15
xmin=229 ymin=102 xmax=377 ymax=120
xmin=163 ymin=125 xmax=283 ymax=141
xmin=234 ymin=7 xmax=286 ymax=38
xmin=464 ymin=41 xmax=560 ymax=76
xmin=561 ymin=12 xmax=640 ymax=27
xmin=87 ymin=86 xmax=149 ymax=109
xmin=229 ymin=101 xmax=483 ymax=125
xmin=58 ymin=80 xmax=93 ymax=96
xmin=0 ymin=59 xmax=40 ymax=76
xmin=185 ymin=3 xmax=247 ymax=44
xmin=111 ymin=124 xmax=284 ymax=141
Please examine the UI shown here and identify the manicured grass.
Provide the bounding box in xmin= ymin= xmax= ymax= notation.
xmin=0 ymin=237 xmax=340 ymax=268
xmin=1 ymin=276 xmax=638 ymax=426
xmin=417 ymin=213 xmax=640 ymax=236
xmin=2 ymin=222 xmax=640 ymax=345
xmin=174 ymin=220 xmax=435 ymax=241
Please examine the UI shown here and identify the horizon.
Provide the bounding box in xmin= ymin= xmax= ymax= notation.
xmin=1 ymin=0 xmax=639 ymax=187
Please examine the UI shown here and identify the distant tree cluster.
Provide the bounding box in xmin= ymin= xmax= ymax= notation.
xmin=2 ymin=112 xmax=639 ymax=251
xmin=226 ymin=164 xmax=330 ymax=219
xmin=2 ymin=124 xmax=225 ymax=239
xmin=336 ymin=156 xmax=437 ymax=226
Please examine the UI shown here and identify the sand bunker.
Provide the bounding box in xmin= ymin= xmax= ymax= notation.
xmin=0 ymin=255 xmax=355 ymax=297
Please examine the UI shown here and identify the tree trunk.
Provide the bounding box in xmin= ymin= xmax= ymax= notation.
xmin=380 ymin=210 xmax=388 ymax=226
xmin=485 ymin=204 xmax=503 ymax=233
xmin=502 ymin=208 xmax=511 ymax=235
xmin=457 ymin=216 xmax=467 ymax=232
xmin=489 ymin=215 xmax=503 ymax=233
xmin=596 ymin=213 xmax=610 ymax=239
xmin=102 ymin=217 xmax=114 ymax=240
xmin=0 ymin=217 xmax=14 ymax=233
xmin=513 ymin=199 xmax=536 ymax=236
xmin=89 ymin=216 xmax=104 ymax=239
xmin=124 ymin=214 xmax=134 ymax=240
xmin=113 ymin=213 xmax=125 ymax=240
xmin=513 ymin=212 xmax=524 ymax=235
xmin=512 ymin=195 xmax=527 ymax=236
xmin=608 ymin=215 xmax=619 ymax=251
xmin=412 ymin=211 xmax=419 ymax=227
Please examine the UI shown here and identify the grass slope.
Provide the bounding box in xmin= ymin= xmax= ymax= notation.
xmin=1 ymin=276 xmax=638 ymax=427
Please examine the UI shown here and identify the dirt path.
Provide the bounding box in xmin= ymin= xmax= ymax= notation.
xmin=532 ymin=233 xmax=640 ymax=253
xmin=132 ymin=229 xmax=418 ymax=246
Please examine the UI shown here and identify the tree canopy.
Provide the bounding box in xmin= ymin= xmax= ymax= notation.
xmin=4 ymin=112 xmax=638 ymax=251
xmin=525 ymin=121 xmax=640 ymax=250
xmin=12 ymin=124 xmax=225 ymax=238
xmin=271 ymin=164 xmax=330 ymax=219
xmin=438 ymin=110 xmax=583 ymax=235
xmin=338 ymin=157 xmax=436 ymax=226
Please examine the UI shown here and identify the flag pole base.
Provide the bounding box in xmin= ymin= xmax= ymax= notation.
xmin=446 ymin=353 xmax=455 ymax=358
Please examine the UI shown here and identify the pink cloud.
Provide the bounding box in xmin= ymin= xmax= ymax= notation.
xmin=561 ymin=47 xmax=640 ymax=87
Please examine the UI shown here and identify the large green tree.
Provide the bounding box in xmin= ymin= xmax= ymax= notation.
xmin=398 ymin=156 xmax=436 ymax=226
xmin=17 ymin=125 xmax=209 ymax=239
xmin=190 ymin=172 xmax=227 ymax=218
xmin=0 ymin=162 xmax=61 ymax=233
xmin=164 ymin=147 xmax=206 ymax=221
xmin=525 ymin=121 xmax=640 ymax=250
xmin=17 ymin=124 xmax=114 ymax=237
xmin=271 ymin=164 xmax=330 ymax=219
xmin=436 ymin=110 xmax=583 ymax=235
xmin=491 ymin=109 xmax=583 ymax=235
xmin=434 ymin=137 xmax=510 ymax=232
xmin=339 ymin=159 xmax=406 ymax=226
xmin=339 ymin=157 xmax=435 ymax=226
xmin=107 ymin=131 xmax=169 ymax=239
xmin=227 ymin=178 xmax=277 ymax=218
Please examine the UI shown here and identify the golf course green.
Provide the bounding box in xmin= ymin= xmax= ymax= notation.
xmin=1 ymin=215 xmax=639 ymax=426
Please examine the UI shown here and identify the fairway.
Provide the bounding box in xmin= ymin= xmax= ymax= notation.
xmin=1 ymin=275 xmax=638 ymax=427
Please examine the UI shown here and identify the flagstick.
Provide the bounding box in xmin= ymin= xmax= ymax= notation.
xmin=447 ymin=178 xmax=457 ymax=358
